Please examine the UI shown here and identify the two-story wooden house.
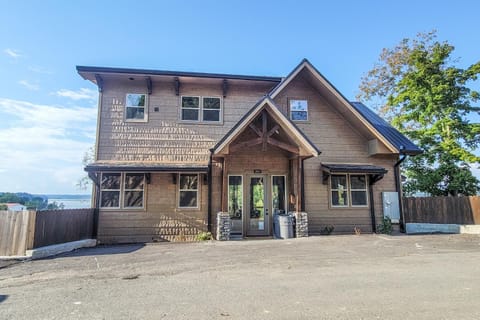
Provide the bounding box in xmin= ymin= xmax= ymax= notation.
xmin=78 ymin=59 xmax=421 ymax=243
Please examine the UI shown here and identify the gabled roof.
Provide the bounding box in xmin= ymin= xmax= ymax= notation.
xmin=269 ymin=58 xmax=421 ymax=155
xmin=350 ymin=102 xmax=422 ymax=155
xmin=213 ymin=96 xmax=320 ymax=157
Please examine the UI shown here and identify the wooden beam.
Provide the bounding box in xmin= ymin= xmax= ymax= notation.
xmin=221 ymin=157 xmax=228 ymax=212
xmin=174 ymin=77 xmax=180 ymax=96
xmin=222 ymin=79 xmax=228 ymax=98
xmin=230 ymin=137 xmax=262 ymax=152
xmin=267 ymin=124 xmax=280 ymax=137
xmin=94 ymin=74 xmax=103 ymax=93
xmin=262 ymin=110 xmax=268 ymax=151
xmin=267 ymin=137 xmax=299 ymax=154
xmin=249 ymin=123 xmax=262 ymax=137
xmin=297 ymin=156 xmax=302 ymax=213
xmin=146 ymin=77 xmax=152 ymax=95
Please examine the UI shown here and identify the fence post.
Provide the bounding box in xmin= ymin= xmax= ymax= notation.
xmin=25 ymin=210 xmax=37 ymax=250
xmin=91 ymin=208 xmax=99 ymax=239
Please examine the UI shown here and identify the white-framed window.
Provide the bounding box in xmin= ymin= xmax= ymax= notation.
xmin=178 ymin=174 xmax=199 ymax=208
xmin=181 ymin=96 xmax=222 ymax=122
xmin=289 ymin=99 xmax=308 ymax=121
xmin=125 ymin=93 xmax=147 ymax=121
xmin=100 ymin=172 xmax=145 ymax=209
xmin=330 ymin=174 xmax=368 ymax=208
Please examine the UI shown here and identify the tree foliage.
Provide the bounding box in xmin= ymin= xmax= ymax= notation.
xmin=358 ymin=31 xmax=480 ymax=196
xmin=76 ymin=146 xmax=95 ymax=190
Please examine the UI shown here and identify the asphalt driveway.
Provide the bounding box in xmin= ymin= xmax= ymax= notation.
xmin=1 ymin=234 xmax=480 ymax=319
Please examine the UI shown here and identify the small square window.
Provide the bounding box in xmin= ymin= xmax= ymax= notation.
xmin=125 ymin=94 xmax=147 ymax=121
xmin=289 ymin=99 xmax=308 ymax=121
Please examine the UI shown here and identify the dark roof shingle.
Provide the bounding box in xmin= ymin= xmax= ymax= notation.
xmin=350 ymin=102 xmax=422 ymax=155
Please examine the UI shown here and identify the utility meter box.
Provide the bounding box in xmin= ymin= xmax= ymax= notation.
xmin=382 ymin=192 xmax=400 ymax=223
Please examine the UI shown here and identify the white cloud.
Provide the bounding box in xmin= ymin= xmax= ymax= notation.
xmin=29 ymin=66 xmax=53 ymax=74
xmin=18 ymin=80 xmax=39 ymax=91
xmin=4 ymin=48 xmax=22 ymax=58
xmin=56 ymin=88 xmax=97 ymax=101
xmin=0 ymin=98 xmax=97 ymax=193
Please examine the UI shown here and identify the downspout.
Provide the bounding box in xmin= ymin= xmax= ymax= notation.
xmin=369 ymin=180 xmax=377 ymax=233
xmin=207 ymin=149 xmax=214 ymax=232
xmin=394 ymin=146 xmax=407 ymax=232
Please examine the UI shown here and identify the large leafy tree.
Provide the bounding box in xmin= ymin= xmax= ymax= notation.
xmin=357 ymin=31 xmax=480 ymax=196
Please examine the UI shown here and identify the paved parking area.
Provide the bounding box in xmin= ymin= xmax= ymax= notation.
xmin=1 ymin=234 xmax=480 ymax=319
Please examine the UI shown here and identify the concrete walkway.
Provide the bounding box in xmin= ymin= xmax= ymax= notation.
xmin=1 ymin=234 xmax=480 ymax=319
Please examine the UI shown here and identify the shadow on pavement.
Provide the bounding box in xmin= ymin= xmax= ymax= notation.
xmin=56 ymin=244 xmax=146 ymax=258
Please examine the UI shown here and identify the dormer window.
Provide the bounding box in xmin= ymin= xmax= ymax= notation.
xmin=181 ymin=96 xmax=222 ymax=123
xmin=125 ymin=93 xmax=147 ymax=121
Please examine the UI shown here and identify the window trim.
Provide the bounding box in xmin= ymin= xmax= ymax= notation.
xmin=178 ymin=173 xmax=200 ymax=209
xmin=100 ymin=172 xmax=121 ymax=209
xmin=329 ymin=173 xmax=369 ymax=209
xmin=100 ymin=172 xmax=146 ymax=210
xmin=125 ymin=93 xmax=148 ymax=122
xmin=288 ymin=98 xmax=309 ymax=122
xmin=349 ymin=174 xmax=368 ymax=207
xmin=123 ymin=172 xmax=146 ymax=209
xmin=180 ymin=95 xmax=223 ymax=123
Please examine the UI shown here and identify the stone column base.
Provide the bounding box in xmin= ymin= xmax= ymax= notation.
xmin=294 ymin=212 xmax=308 ymax=238
xmin=216 ymin=212 xmax=231 ymax=241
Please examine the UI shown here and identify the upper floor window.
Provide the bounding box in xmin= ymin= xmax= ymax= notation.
xmin=330 ymin=174 xmax=368 ymax=208
xmin=125 ymin=93 xmax=147 ymax=121
xmin=289 ymin=99 xmax=308 ymax=121
xmin=181 ymin=96 xmax=221 ymax=122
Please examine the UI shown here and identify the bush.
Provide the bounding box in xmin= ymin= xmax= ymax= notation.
xmin=196 ymin=231 xmax=213 ymax=241
xmin=377 ymin=217 xmax=393 ymax=235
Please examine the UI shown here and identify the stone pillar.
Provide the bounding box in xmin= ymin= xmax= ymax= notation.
xmin=294 ymin=212 xmax=308 ymax=238
xmin=216 ymin=212 xmax=231 ymax=241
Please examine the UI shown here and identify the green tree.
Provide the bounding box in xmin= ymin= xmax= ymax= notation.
xmin=357 ymin=31 xmax=480 ymax=196
xmin=77 ymin=146 xmax=95 ymax=190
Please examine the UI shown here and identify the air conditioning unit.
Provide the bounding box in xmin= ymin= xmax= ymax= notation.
xmin=382 ymin=192 xmax=400 ymax=223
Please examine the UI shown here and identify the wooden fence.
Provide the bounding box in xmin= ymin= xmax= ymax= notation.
xmin=33 ymin=208 xmax=94 ymax=248
xmin=0 ymin=208 xmax=94 ymax=256
xmin=403 ymin=196 xmax=480 ymax=224
xmin=0 ymin=210 xmax=36 ymax=256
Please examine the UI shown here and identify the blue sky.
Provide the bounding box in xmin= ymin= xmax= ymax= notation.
xmin=1 ymin=0 xmax=479 ymax=194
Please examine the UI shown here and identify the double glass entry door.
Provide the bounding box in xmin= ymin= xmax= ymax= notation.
xmin=228 ymin=175 xmax=286 ymax=237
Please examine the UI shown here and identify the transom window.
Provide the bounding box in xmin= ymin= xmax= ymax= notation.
xmin=289 ymin=99 xmax=308 ymax=121
xmin=125 ymin=93 xmax=147 ymax=121
xmin=179 ymin=174 xmax=199 ymax=208
xmin=181 ymin=96 xmax=221 ymax=122
xmin=330 ymin=174 xmax=368 ymax=207
xmin=100 ymin=173 xmax=145 ymax=209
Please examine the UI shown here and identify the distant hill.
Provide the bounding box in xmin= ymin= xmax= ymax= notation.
xmin=43 ymin=194 xmax=91 ymax=200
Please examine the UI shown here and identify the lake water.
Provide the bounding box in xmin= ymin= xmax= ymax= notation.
xmin=48 ymin=198 xmax=92 ymax=209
